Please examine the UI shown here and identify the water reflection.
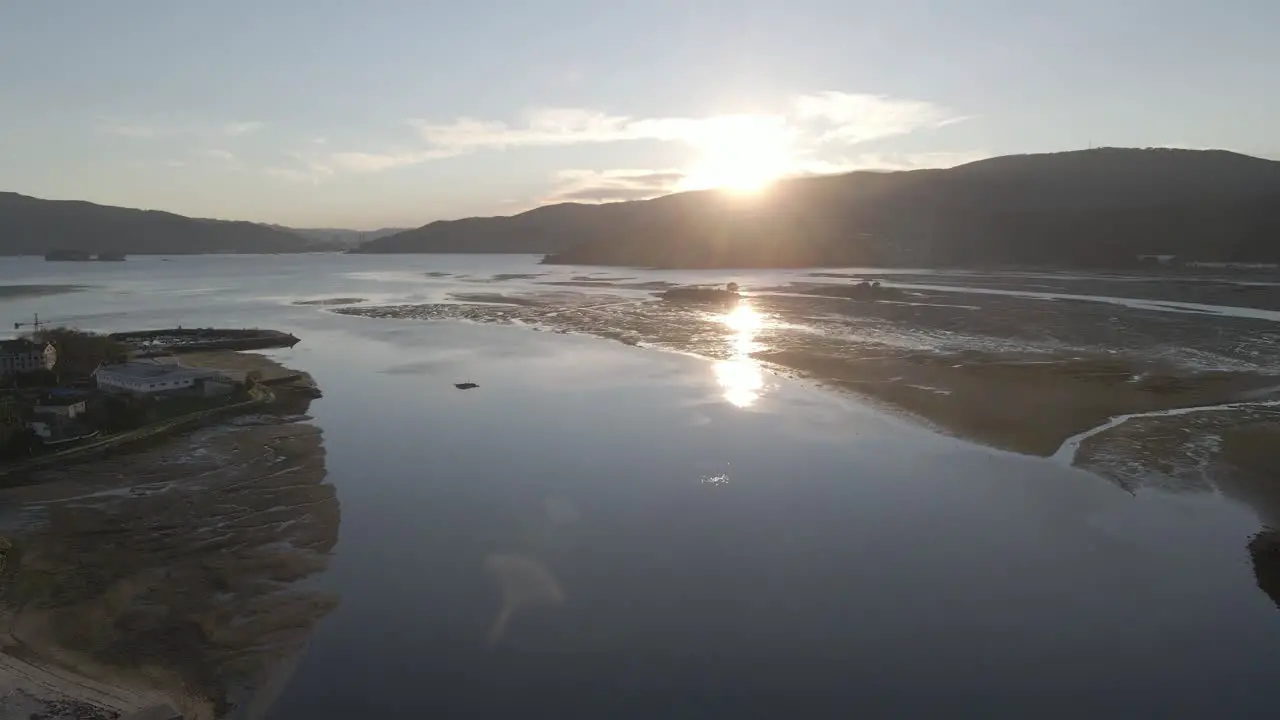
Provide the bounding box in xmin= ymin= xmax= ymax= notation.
xmin=0 ymin=391 xmax=337 ymax=720
xmin=713 ymin=301 xmax=767 ymax=408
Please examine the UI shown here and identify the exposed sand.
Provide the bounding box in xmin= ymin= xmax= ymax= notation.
xmin=1 ymin=356 xmax=334 ymax=719
xmin=333 ymin=281 xmax=1280 ymax=456
xmin=536 ymin=279 xmax=676 ymax=290
xmin=330 ymin=275 xmax=1280 ymax=538
xmin=332 ymin=273 xmax=1280 ymax=613
xmin=758 ymin=349 xmax=1278 ymax=456
xmin=179 ymin=350 xmax=317 ymax=390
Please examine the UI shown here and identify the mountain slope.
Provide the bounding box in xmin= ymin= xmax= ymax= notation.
xmin=265 ymin=225 xmax=408 ymax=249
xmin=355 ymin=148 xmax=1280 ymax=268
xmin=349 ymin=202 xmax=644 ymax=255
xmin=0 ymin=193 xmax=316 ymax=255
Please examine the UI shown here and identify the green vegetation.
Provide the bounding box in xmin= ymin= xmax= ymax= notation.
xmin=0 ymin=394 xmax=38 ymax=459
xmin=33 ymin=327 xmax=126 ymax=379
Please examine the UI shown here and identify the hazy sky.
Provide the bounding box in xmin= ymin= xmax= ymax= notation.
xmin=2 ymin=1 xmax=1277 ymax=229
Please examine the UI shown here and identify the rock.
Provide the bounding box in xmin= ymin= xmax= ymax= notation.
xmin=659 ymin=287 xmax=740 ymax=304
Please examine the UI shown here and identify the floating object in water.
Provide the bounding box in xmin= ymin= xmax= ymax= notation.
xmin=455 ymin=382 xmax=479 ymax=390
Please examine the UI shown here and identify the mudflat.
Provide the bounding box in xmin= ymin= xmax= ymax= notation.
xmin=0 ymin=356 xmax=333 ymax=720
xmin=333 ymin=270 xmax=1280 ymax=497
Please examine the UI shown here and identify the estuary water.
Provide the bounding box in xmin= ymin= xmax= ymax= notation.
xmin=2 ymin=254 xmax=1277 ymax=718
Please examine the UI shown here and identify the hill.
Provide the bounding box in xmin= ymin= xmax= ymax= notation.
xmin=349 ymin=202 xmax=644 ymax=255
xmin=265 ymin=225 xmax=408 ymax=249
xmin=0 ymin=193 xmax=317 ymax=255
xmin=355 ymin=148 xmax=1280 ymax=268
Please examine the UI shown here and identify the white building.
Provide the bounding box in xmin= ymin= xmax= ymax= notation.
xmin=94 ymin=359 xmax=223 ymax=395
xmin=0 ymin=339 xmax=57 ymax=377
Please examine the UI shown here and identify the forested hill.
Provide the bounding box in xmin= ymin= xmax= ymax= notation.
xmin=0 ymin=193 xmax=316 ymax=255
xmin=356 ymin=148 xmax=1280 ymax=268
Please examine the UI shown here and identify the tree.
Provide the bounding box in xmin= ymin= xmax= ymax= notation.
xmin=32 ymin=328 xmax=126 ymax=379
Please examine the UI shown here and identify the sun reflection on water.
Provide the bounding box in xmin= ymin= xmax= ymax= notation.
xmin=713 ymin=301 xmax=767 ymax=408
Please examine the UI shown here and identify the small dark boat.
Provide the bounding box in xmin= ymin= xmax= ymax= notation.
xmin=454 ymin=382 xmax=479 ymax=390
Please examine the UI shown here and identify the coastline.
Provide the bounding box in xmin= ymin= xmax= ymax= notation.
xmin=0 ymin=351 xmax=333 ymax=720
xmin=327 ymin=275 xmax=1280 ymax=519
xmin=0 ymin=352 xmax=317 ymax=484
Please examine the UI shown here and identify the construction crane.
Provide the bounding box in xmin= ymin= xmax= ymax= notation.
xmin=13 ymin=313 xmax=45 ymax=333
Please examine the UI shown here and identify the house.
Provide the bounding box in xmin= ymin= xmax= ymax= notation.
xmin=27 ymin=393 xmax=95 ymax=443
xmin=0 ymin=339 xmax=57 ymax=377
xmin=27 ymin=414 xmax=97 ymax=444
xmin=33 ymin=395 xmax=88 ymax=419
xmin=94 ymin=359 xmax=224 ymax=395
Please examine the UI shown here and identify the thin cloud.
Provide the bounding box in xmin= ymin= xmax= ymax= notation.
xmin=798 ymin=150 xmax=992 ymax=174
xmin=125 ymin=159 xmax=188 ymax=169
xmin=102 ymin=122 xmax=161 ymax=138
xmin=409 ymin=92 xmax=961 ymax=158
xmin=543 ymin=151 xmax=989 ymax=206
xmin=792 ymin=92 xmax=967 ymax=145
xmin=222 ymin=120 xmax=265 ymax=136
xmin=264 ymin=147 xmax=461 ymax=183
xmin=200 ymin=148 xmax=238 ymax=162
xmin=264 ymin=161 xmax=335 ymax=184
xmin=544 ymin=168 xmax=688 ymax=204
xmin=273 ymin=91 xmax=968 ymax=186
xmin=97 ymin=117 xmax=266 ymax=138
xmin=328 ymin=149 xmax=459 ymax=173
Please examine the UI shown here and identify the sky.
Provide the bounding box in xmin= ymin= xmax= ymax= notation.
xmin=2 ymin=0 xmax=1278 ymax=229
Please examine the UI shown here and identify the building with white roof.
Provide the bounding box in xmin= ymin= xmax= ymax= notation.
xmin=94 ymin=359 xmax=224 ymax=395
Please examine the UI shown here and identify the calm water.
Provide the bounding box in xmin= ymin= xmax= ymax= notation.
xmin=3 ymin=255 xmax=1278 ymax=718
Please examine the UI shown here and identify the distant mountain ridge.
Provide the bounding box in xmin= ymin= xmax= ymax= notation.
xmin=348 ymin=202 xmax=629 ymax=255
xmin=0 ymin=192 xmax=317 ymax=255
xmin=353 ymin=148 xmax=1280 ymax=268
xmin=7 ymin=148 xmax=1279 ymax=265
xmin=263 ymin=225 xmax=408 ymax=249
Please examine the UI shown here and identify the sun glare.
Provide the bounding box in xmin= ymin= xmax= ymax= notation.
xmin=680 ymin=115 xmax=796 ymax=195
xmin=713 ymin=301 xmax=768 ymax=408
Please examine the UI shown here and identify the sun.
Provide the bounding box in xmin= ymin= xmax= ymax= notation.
xmin=679 ymin=115 xmax=796 ymax=195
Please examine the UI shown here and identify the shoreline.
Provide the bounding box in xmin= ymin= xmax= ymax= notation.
xmin=326 ymin=280 xmax=1280 ymax=529
xmin=1 ymin=352 xmax=332 ymax=719
xmin=332 ymin=290 xmax=1280 ymax=458
xmin=0 ymin=351 xmax=318 ymax=484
